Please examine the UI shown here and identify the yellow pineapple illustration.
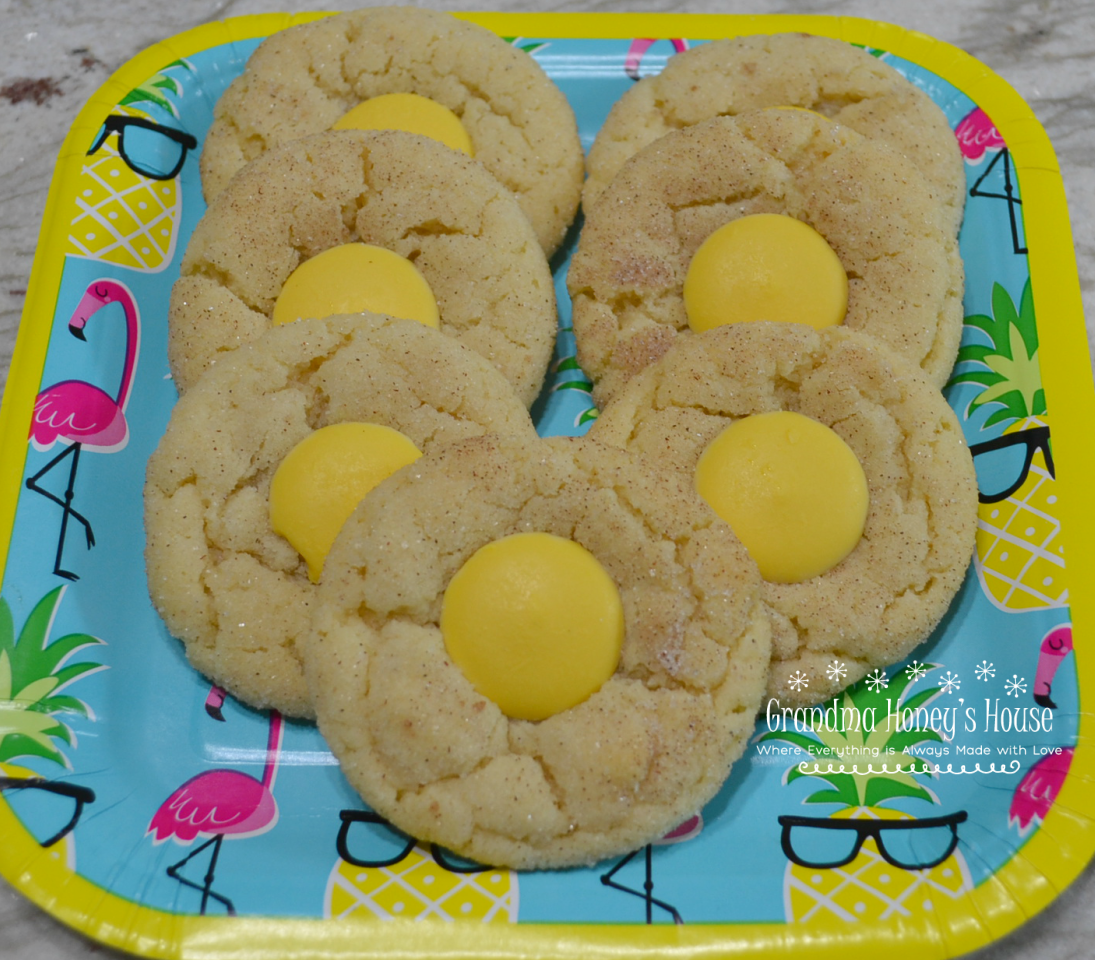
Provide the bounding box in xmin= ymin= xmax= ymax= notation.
xmin=762 ymin=666 xmax=972 ymax=924
xmin=784 ymin=805 xmax=971 ymax=923
xmin=974 ymin=414 xmax=1065 ymax=610
xmin=948 ymin=280 xmax=1066 ymax=611
xmin=323 ymin=816 xmax=517 ymax=922
xmin=65 ymin=67 xmax=194 ymax=273
xmin=0 ymin=762 xmax=76 ymax=870
xmin=0 ymin=587 xmax=103 ymax=870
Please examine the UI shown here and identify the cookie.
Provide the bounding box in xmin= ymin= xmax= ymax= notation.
xmin=145 ymin=314 xmax=539 ymax=719
xmin=303 ymin=433 xmax=771 ymax=869
xmin=200 ymin=6 xmax=584 ymax=256
xmin=568 ymin=109 xmax=964 ymax=406
xmin=585 ymin=33 xmax=965 ymax=235
xmin=590 ymin=322 xmax=978 ymax=708
xmin=170 ymin=128 xmax=557 ymax=407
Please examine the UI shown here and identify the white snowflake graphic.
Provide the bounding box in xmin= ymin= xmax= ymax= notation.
xmin=904 ymin=660 xmax=929 ymax=682
xmin=975 ymin=660 xmax=996 ymax=682
xmin=826 ymin=660 xmax=848 ymax=682
xmin=938 ymin=671 xmax=961 ymax=694
xmin=865 ymin=669 xmax=889 ymax=692
xmin=1005 ymin=675 xmax=1028 ymax=698
xmin=787 ymin=670 xmax=810 ymax=692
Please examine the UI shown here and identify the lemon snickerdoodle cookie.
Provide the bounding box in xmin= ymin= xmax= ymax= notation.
xmin=303 ymin=433 xmax=771 ymax=869
xmin=170 ymin=129 xmax=557 ymax=407
xmin=590 ymin=322 xmax=978 ymax=709
xmin=568 ymin=109 xmax=964 ymax=406
xmin=145 ymin=314 xmax=538 ymax=719
xmin=584 ymin=33 xmax=965 ymax=235
xmin=200 ymin=6 xmax=584 ymax=256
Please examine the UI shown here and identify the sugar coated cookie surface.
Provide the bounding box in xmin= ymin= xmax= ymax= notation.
xmin=303 ymin=434 xmax=771 ymax=869
xmin=170 ymin=129 xmax=557 ymax=407
xmin=585 ymin=33 xmax=965 ymax=235
xmin=589 ymin=323 xmax=978 ymax=708
xmin=145 ymin=315 xmax=538 ymax=719
xmin=568 ymin=109 xmax=964 ymax=405
xmin=200 ymin=6 xmax=584 ymax=255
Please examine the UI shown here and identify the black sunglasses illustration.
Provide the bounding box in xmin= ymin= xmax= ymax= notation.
xmin=336 ymin=809 xmax=490 ymax=874
xmin=969 ymin=425 xmax=1054 ymax=504
xmin=778 ymin=810 xmax=968 ymax=871
xmin=0 ymin=776 xmax=96 ymax=848
xmin=88 ymin=115 xmax=198 ymax=181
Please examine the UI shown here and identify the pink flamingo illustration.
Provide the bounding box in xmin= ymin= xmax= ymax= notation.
xmin=148 ymin=706 xmax=283 ymax=915
xmin=26 ymin=279 xmax=140 ymax=581
xmin=1033 ymin=624 xmax=1073 ymax=709
xmin=955 ymin=107 xmax=1005 ymax=163
xmin=625 ymin=37 xmax=689 ymax=80
xmin=204 ymin=684 xmax=228 ymax=722
xmin=601 ymin=813 xmax=703 ymax=923
xmin=1009 ymin=746 xmax=1074 ymax=835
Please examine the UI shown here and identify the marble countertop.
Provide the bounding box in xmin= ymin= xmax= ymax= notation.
xmin=1 ymin=1 xmax=1092 ymax=958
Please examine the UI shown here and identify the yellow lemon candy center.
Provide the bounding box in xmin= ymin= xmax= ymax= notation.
xmin=333 ymin=92 xmax=474 ymax=156
xmin=683 ymin=213 xmax=848 ymax=333
xmin=272 ymin=243 xmax=441 ymax=329
xmin=270 ymin=422 xmax=422 ymax=583
xmin=695 ymin=411 xmax=868 ymax=583
xmin=440 ymin=532 xmax=624 ymax=722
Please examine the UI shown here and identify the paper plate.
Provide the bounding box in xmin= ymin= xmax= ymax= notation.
xmin=0 ymin=12 xmax=1092 ymax=960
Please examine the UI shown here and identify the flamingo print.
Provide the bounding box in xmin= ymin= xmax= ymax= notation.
xmin=26 ymin=278 xmax=140 ymax=580
xmin=148 ymin=707 xmax=283 ymax=915
xmin=954 ymin=107 xmax=1005 ymax=164
xmin=600 ymin=813 xmax=703 ymax=923
xmin=1033 ymin=624 xmax=1073 ymax=709
xmin=1009 ymin=746 xmax=1074 ymax=836
xmin=624 ymin=38 xmax=689 ymax=80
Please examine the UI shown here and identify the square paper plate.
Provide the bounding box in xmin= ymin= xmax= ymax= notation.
xmin=1 ymin=12 xmax=1093 ymax=960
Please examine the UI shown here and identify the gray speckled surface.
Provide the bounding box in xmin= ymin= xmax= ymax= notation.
xmin=1 ymin=1 xmax=1093 ymax=957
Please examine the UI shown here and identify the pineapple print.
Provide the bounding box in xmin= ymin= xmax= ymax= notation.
xmin=974 ymin=413 xmax=1065 ymax=610
xmin=324 ymin=842 xmax=518 ymax=922
xmin=947 ymin=280 xmax=1066 ymax=611
xmin=0 ymin=586 xmax=104 ymax=867
xmin=761 ymin=667 xmax=972 ymax=924
xmin=66 ymin=65 xmax=193 ymax=273
xmin=553 ymin=347 xmax=599 ymax=430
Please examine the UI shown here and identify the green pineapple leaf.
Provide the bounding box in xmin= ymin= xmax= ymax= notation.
xmin=0 ymin=599 xmax=14 ymax=658
xmin=883 ymin=727 xmax=944 ymax=754
xmin=764 ymin=664 xmax=945 ymax=811
xmin=0 ymin=589 xmax=105 ymax=769
xmin=803 ymin=788 xmax=854 ymax=806
xmin=501 ymin=37 xmax=548 ymax=55
xmin=554 ymin=380 xmax=594 ymax=394
xmin=788 ymin=767 xmax=861 ymax=806
xmin=555 ymin=357 xmax=585 ymax=374
xmin=0 ymin=732 xmax=69 ymax=768
xmin=119 ymin=60 xmax=193 ymax=118
xmin=10 ymin=630 xmax=101 ymax=701
xmin=900 ymin=683 xmax=946 ymax=715
xmin=863 ymin=777 xmax=936 ymax=807
xmin=948 ymin=280 xmax=1043 ymax=427
xmin=33 ymin=694 xmax=92 ymax=718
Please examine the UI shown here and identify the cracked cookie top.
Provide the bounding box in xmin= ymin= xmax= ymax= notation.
xmin=169 ymin=128 xmax=557 ymax=407
xmin=567 ymin=109 xmax=965 ymax=406
xmin=144 ymin=314 xmax=538 ymax=719
xmin=302 ymin=433 xmax=771 ymax=869
xmin=589 ymin=322 xmax=978 ymax=708
xmin=199 ymin=6 xmax=584 ymax=256
xmin=584 ymin=33 xmax=965 ymax=236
